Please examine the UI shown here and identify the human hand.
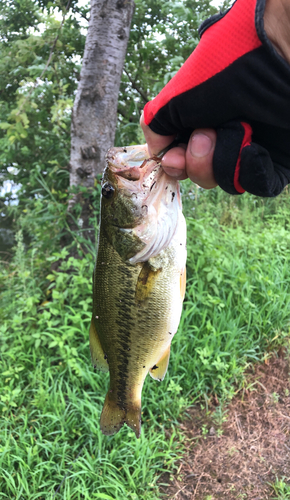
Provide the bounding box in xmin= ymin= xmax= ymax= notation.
xmin=141 ymin=115 xmax=217 ymax=189
xmin=141 ymin=0 xmax=290 ymax=197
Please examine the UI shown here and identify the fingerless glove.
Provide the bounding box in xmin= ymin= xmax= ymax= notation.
xmin=143 ymin=0 xmax=290 ymax=197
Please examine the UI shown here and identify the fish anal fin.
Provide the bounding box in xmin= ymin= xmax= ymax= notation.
xmin=149 ymin=345 xmax=171 ymax=382
xmin=135 ymin=261 xmax=161 ymax=304
xmin=100 ymin=393 xmax=141 ymax=438
xmin=180 ymin=266 xmax=186 ymax=301
xmin=89 ymin=316 xmax=109 ymax=372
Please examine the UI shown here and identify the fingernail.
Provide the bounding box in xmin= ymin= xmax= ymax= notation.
xmin=162 ymin=166 xmax=182 ymax=177
xmin=190 ymin=133 xmax=213 ymax=158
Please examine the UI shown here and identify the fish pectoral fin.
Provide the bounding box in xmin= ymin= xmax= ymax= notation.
xmin=180 ymin=266 xmax=186 ymax=301
xmin=135 ymin=261 xmax=161 ymax=303
xmin=89 ymin=317 xmax=109 ymax=372
xmin=100 ymin=393 xmax=141 ymax=438
xmin=149 ymin=345 xmax=171 ymax=382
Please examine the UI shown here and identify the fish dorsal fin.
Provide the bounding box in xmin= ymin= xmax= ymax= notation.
xmin=89 ymin=317 xmax=109 ymax=372
xmin=149 ymin=345 xmax=171 ymax=382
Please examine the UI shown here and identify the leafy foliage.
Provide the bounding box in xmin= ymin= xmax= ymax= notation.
xmin=0 ymin=0 xmax=86 ymax=214
xmin=1 ymin=188 xmax=290 ymax=497
xmin=0 ymin=0 xmax=226 ymax=213
xmin=117 ymin=0 xmax=221 ymax=145
xmin=1 ymin=0 xmax=289 ymax=497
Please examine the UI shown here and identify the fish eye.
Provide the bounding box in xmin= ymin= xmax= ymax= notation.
xmin=102 ymin=183 xmax=115 ymax=200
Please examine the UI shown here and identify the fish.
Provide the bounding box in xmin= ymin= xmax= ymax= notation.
xmin=89 ymin=144 xmax=187 ymax=438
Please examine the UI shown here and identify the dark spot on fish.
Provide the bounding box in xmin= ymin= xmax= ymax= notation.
xmin=150 ymin=181 xmax=157 ymax=191
xmin=165 ymin=186 xmax=168 ymax=190
xmin=171 ymin=192 xmax=175 ymax=202
xmin=123 ymin=147 xmax=127 ymax=152
xmin=169 ymin=332 xmax=172 ymax=335
xmin=127 ymin=348 xmax=130 ymax=351
xmin=180 ymin=243 xmax=182 ymax=246
xmin=102 ymin=183 xmax=115 ymax=200
xmin=143 ymin=366 xmax=145 ymax=368
xmin=104 ymin=353 xmax=108 ymax=360
xmin=94 ymin=364 xmax=96 ymax=369
xmin=152 ymin=365 xmax=158 ymax=370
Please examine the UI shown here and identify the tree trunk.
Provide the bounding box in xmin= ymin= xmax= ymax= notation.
xmin=69 ymin=0 xmax=135 ymax=197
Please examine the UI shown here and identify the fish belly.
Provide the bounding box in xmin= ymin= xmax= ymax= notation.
xmin=91 ymin=214 xmax=186 ymax=437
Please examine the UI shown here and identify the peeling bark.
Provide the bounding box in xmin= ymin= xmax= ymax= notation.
xmin=70 ymin=0 xmax=135 ymax=195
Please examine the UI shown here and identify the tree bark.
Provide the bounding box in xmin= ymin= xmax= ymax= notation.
xmin=70 ymin=0 xmax=135 ymax=193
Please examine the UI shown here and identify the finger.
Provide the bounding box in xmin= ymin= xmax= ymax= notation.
xmin=212 ymin=120 xmax=289 ymax=197
xmin=185 ymin=129 xmax=217 ymax=189
xmin=162 ymin=145 xmax=188 ymax=180
xmin=240 ymin=143 xmax=289 ymax=197
xmin=140 ymin=111 xmax=175 ymax=156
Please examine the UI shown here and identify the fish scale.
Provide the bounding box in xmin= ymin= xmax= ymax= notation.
xmin=90 ymin=145 xmax=187 ymax=437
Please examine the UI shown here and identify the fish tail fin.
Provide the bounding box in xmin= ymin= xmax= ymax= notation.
xmin=125 ymin=407 xmax=142 ymax=438
xmin=100 ymin=393 xmax=141 ymax=438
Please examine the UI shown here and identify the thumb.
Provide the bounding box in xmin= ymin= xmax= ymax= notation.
xmin=140 ymin=111 xmax=175 ymax=156
xmin=185 ymin=129 xmax=217 ymax=189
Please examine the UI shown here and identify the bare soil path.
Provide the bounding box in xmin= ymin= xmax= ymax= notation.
xmin=161 ymin=354 xmax=290 ymax=499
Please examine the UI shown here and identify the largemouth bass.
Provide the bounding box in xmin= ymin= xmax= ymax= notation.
xmin=90 ymin=144 xmax=187 ymax=438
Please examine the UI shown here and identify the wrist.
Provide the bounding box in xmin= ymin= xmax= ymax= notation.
xmin=264 ymin=0 xmax=290 ymax=64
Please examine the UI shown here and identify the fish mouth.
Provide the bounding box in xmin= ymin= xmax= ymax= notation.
xmin=106 ymin=145 xmax=162 ymax=185
xmin=105 ymin=145 xmax=183 ymax=264
xmin=106 ymin=145 xmax=149 ymax=170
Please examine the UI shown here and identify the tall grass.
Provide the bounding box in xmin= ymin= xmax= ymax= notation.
xmin=1 ymin=185 xmax=290 ymax=498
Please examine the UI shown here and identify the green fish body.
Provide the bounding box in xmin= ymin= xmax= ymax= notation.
xmin=90 ymin=145 xmax=187 ymax=437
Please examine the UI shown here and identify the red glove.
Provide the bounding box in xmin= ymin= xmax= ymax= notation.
xmin=143 ymin=0 xmax=290 ymax=197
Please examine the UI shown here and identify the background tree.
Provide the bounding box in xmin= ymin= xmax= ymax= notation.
xmin=4 ymin=4 xmax=290 ymax=498
xmin=69 ymin=0 xmax=135 ymax=234
xmin=0 ymin=0 xmax=222 ymax=251
xmin=70 ymin=0 xmax=135 ymax=189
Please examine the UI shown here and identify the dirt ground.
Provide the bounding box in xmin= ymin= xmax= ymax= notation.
xmin=161 ymin=353 xmax=290 ymax=500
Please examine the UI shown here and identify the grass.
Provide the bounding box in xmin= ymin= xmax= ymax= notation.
xmin=271 ymin=478 xmax=290 ymax=499
xmin=1 ymin=185 xmax=290 ymax=498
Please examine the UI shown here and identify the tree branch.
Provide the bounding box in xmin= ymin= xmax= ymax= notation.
xmin=73 ymin=6 xmax=90 ymax=22
xmin=117 ymin=106 xmax=134 ymax=122
xmin=123 ymin=68 xmax=149 ymax=103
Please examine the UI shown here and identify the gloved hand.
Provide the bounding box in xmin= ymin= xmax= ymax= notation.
xmin=142 ymin=0 xmax=290 ymax=197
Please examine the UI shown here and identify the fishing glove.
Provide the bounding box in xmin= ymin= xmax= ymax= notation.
xmin=143 ymin=0 xmax=290 ymax=197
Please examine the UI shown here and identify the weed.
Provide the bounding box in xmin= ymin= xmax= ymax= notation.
xmin=271 ymin=477 xmax=290 ymax=499
xmin=2 ymin=186 xmax=290 ymax=497
xmin=271 ymin=392 xmax=280 ymax=405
